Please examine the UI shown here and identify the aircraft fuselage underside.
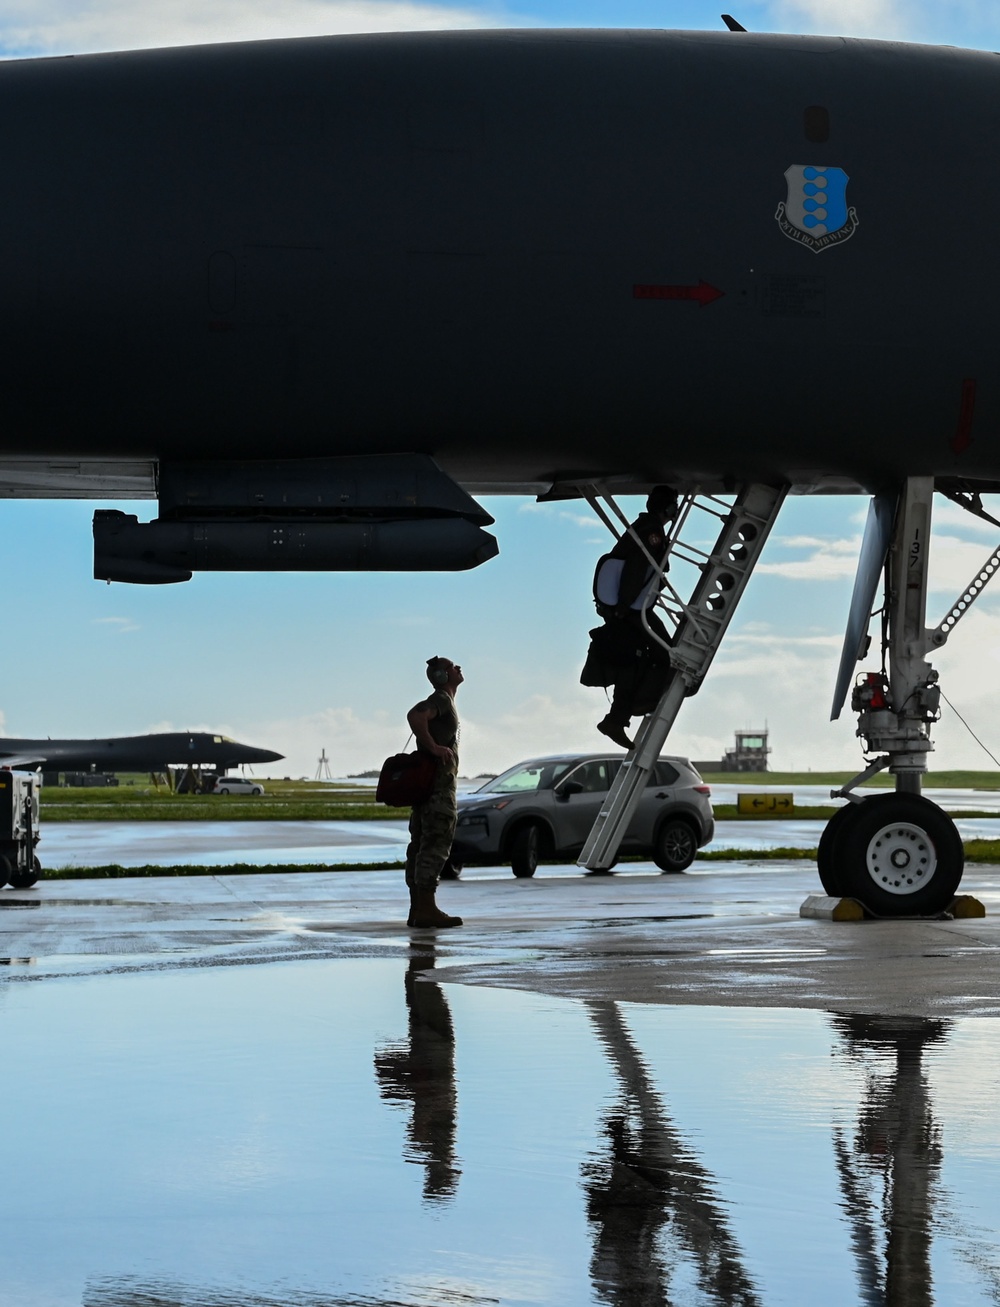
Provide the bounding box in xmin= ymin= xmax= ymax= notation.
xmin=0 ymin=30 xmax=998 ymax=492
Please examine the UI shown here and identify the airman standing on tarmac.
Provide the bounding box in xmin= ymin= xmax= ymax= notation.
xmin=405 ymin=657 xmax=464 ymax=928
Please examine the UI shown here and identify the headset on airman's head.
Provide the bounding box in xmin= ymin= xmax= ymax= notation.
xmin=427 ymin=656 xmax=451 ymax=687
xmin=646 ymin=485 xmax=678 ymax=519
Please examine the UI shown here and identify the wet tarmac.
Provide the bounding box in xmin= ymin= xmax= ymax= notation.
xmin=39 ymin=819 xmax=414 ymax=868
xmin=37 ymin=813 xmax=1000 ymax=869
xmin=5 ymin=864 xmax=1000 ymax=1305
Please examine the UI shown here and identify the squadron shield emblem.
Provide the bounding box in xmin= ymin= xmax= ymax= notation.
xmin=776 ymin=166 xmax=858 ymax=253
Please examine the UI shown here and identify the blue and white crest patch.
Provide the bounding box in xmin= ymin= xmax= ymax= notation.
xmin=776 ymin=165 xmax=858 ymax=253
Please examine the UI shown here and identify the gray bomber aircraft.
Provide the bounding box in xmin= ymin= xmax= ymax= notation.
xmin=0 ymin=734 xmax=283 ymax=774
xmin=1 ymin=24 xmax=997 ymax=912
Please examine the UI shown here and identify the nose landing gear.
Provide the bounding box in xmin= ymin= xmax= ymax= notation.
xmin=824 ymin=477 xmax=999 ymax=916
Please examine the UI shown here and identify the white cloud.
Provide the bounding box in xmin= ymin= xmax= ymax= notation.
xmin=230 ymin=657 xmax=868 ymax=778
xmin=518 ymin=501 xmax=607 ymax=532
xmin=927 ymin=532 xmax=1000 ymax=604
xmin=754 ymin=508 xmax=1000 ymax=596
xmin=248 ymin=690 xmax=620 ymax=778
xmin=758 ymin=535 xmax=861 ymax=581
xmin=725 ymin=631 xmax=842 ymax=650
xmin=93 ymin=615 xmax=140 ymax=633
xmin=765 ymin=0 xmax=910 ymax=38
xmin=0 ymin=0 xmax=500 ymax=58
xmin=243 ymin=704 xmax=403 ymax=778
xmin=772 ymin=535 xmax=857 ymax=553
xmin=932 ymin=498 xmax=1000 ymax=539
xmin=141 ymin=718 xmax=241 ymax=736
xmin=131 ymin=601 xmax=1000 ymax=777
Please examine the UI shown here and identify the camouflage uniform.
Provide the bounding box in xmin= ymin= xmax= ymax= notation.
xmin=405 ymin=689 xmax=459 ymax=890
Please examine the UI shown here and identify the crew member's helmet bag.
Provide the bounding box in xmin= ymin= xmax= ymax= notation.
xmin=376 ymin=751 xmax=438 ymax=805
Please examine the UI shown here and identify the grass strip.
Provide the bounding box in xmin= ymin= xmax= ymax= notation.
xmin=711 ymin=804 xmax=999 ymax=821
xmin=38 ymin=802 xmax=411 ymax=823
xmin=699 ymin=770 xmax=1000 ymax=788
xmin=40 ymin=861 xmax=409 ymax=879
xmin=40 ymin=849 xmax=818 ymax=878
xmin=39 ymin=803 xmax=1000 ymax=824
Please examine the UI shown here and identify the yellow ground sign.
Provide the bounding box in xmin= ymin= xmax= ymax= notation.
xmin=737 ymin=792 xmax=794 ymax=816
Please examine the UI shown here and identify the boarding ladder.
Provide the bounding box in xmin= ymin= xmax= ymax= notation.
xmin=578 ymin=482 xmax=788 ymax=871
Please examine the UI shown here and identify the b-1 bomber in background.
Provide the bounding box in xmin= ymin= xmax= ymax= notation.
xmin=0 ymin=732 xmax=283 ymax=778
xmin=0 ymin=733 xmax=283 ymax=889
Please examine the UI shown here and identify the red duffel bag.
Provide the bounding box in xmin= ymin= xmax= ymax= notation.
xmin=376 ymin=751 xmax=438 ymax=806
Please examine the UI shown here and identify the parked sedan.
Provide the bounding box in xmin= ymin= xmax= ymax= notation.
xmin=450 ymin=752 xmax=713 ymax=876
xmin=212 ymin=776 xmax=265 ymax=796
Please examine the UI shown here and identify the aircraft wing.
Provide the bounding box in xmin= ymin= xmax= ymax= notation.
xmin=0 ymin=752 xmax=47 ymax=769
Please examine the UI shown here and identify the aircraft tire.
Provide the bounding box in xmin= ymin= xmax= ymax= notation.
xmin=652 ymin=817 xmax=697 ymax=873
xmin=816 ymin=803 xmax=862 ymax=896
xmin=7 ymin=855 xmax=41 ymax=890
xmin=836 ymin=794 xmax=964 ymax=917
xmin=509 ymin=821 xmax=549 ymax=878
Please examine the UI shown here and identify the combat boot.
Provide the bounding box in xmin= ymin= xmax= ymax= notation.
xmin=409 ymin=886 xmax=463 ymax=929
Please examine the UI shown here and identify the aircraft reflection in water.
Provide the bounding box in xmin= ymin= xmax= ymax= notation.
xmin=583 ymin=1002 xmax=992 ymax=1307
xmin=830 ymin=1013 xmax=948 ymax=1307
xmin=583 ymin=1001 xmax=762 ymax=1307
xmin=68 ymin=974 xmax=999 ymax=1307
xmin=83 ymin=1281 xmax=488 ymax=1306
xmin=374 ymin=952 xmax=462 ymax=1204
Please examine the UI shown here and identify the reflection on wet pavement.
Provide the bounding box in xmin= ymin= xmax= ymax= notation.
xmin=375 ymin=954 xmax=462 ymax=1204
xmin=584 ymin=1001 xmax=761 ymax=1306
xmin=831 ymin=1015 xmax=945 ymax=1307
xmin=2 ymin=955 xmax=999 ymax=1306
xmin=84 ymin=1278 xmax=498 ymax=1305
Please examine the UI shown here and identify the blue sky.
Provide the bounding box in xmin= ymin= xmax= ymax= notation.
xmin=6 ymin=1 xmax=1000 ymax=58
xmin=6 ymin=1 xmax=1000 ymax=777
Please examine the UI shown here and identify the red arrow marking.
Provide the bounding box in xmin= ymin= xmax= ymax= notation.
xmin=633 ymin=280 xmax=725 ymax=307
xmin=952 ymin=377 xmax=976 ymax=455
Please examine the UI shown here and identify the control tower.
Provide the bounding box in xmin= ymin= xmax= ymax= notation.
xmin=694 ymin=729 xmax=772 ymax=774
xmin=723 ymin=729 xmax=771 ymax=772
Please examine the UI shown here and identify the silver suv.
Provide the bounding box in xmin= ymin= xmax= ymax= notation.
xmin=450 ymin=752 xmax=714 ymax=877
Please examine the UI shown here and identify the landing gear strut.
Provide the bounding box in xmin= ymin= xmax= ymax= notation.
xmin=824 ymin=476 xmax=996 ymax=915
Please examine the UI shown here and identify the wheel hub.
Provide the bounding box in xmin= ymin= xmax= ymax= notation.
xmin=865 ymin=822 xmax=936 ymax=895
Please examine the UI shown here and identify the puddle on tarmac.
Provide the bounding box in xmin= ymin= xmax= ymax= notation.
xmin=1 ymin=955 xmax=999 ymax=1307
